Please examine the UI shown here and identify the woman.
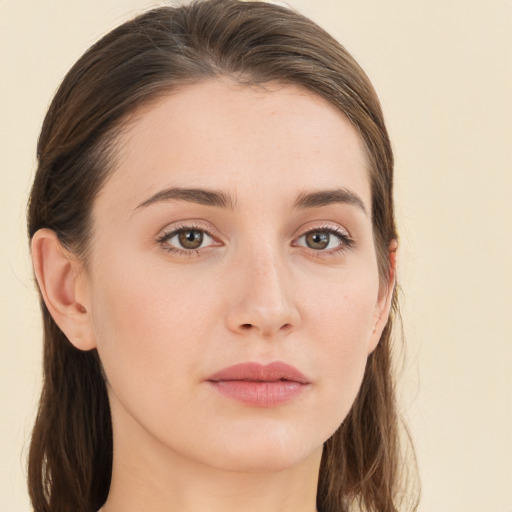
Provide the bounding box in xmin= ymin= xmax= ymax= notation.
xmin=27 ymin=1 xmax=417 ymax=511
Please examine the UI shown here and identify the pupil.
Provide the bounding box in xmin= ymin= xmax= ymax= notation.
xmin=306 ymin=232 xmax=329 ymax=249
xmin=179 ymin=230 xmax=203 ymax=249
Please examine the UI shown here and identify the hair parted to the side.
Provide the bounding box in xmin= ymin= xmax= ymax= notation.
xmin=27 ymin=1 xmax=418 ymax=511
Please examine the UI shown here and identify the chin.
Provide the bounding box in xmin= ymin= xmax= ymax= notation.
xmin=197 ymin=425 xmax=325 ymax=473
xmin=213 ymin=447 xmax=316 ymax=473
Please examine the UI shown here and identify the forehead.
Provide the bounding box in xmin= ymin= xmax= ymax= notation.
xmin=96 ymin=79 xmax=370 ymax=215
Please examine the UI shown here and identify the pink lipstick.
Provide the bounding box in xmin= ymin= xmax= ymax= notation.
xmin=205 ymin=362 xmax=310 ymax=407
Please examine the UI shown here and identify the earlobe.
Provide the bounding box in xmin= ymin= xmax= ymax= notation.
xmin=368 ymin=239 xmax=398 ymax=354
xmin=31 ymin=228 xmax=96 ymax=351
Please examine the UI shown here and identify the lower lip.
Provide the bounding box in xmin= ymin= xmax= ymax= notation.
xmin=207 ymin=380 xmax=309 ymax=407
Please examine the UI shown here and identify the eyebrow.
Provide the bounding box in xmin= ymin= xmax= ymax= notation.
xmin=135 ymin=186 xmax=367 ymax=215
xmin=136 ymin=187 xmax=237 ymax=211
xmin=293 ymin=188 xmax=368 ymax=215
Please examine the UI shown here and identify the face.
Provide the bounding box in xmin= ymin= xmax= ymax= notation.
xmin=80 ymin=80 xmax=392 ymax=473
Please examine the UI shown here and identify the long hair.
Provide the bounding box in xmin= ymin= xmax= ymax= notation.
xmin=27 ymin=1 xmax=418 ymax=511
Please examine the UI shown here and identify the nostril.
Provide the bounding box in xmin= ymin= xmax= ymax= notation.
xmin=239 ymin=322 xmax=293 ymax=334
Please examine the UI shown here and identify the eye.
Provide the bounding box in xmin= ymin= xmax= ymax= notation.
xmin=295 ymin=227 xmax=353 ymax=252
xmin=158 ymin=226 xmax=217 ymax=254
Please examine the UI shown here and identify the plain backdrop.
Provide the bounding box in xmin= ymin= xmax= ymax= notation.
xmin=1 ymin=1 xmax=511 ymax=511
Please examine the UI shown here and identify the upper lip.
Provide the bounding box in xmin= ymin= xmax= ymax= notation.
xmin=206 ymin=361 xmax=310 ymax=384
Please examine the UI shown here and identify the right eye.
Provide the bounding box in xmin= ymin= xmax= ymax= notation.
xmin=157 ymin=225 xmax=218 ymax=255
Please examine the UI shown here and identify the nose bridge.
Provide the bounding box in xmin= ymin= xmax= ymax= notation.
xmin=251 ymin=243 xmax=287 ymax=304
xmin=226 ymin=238 xmax=299 ymax=337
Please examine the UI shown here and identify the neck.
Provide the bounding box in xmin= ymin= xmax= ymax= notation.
xmin=104 ymin=453 xmax=321 ymax=512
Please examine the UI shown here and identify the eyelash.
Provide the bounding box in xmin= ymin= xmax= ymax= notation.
xmin=156 ymin=223 xmax=354 ymax=257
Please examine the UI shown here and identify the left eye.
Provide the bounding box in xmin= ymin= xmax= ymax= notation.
xmin=295 ymin=229 xmax=347 ymax=251
xmin=162 ymin=228 xmax=215 ymax=250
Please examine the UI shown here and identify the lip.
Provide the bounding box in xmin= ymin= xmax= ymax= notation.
xmin=205 ymin=362 xmax=311 ymax=407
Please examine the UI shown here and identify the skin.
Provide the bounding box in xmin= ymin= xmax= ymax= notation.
xmin=32 ymin=80 xmax=395 ymax=512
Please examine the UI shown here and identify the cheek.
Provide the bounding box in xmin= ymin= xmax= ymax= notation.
xmin=301 ymin=268 xmax=379 ymax=415
xmin=302 ymin=264 xmax=379 ymax=346
xmin=89 ymin=256 xmax=224 ymax=387
xmin=88 ymin=264 xmax=217 ymax=442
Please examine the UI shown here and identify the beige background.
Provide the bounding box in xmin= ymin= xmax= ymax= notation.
xmin=1 ymin=1 xmax=511 ymax=511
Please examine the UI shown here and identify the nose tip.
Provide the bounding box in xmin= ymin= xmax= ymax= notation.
xmin=225 ymin=258 xmax=300 ymax=338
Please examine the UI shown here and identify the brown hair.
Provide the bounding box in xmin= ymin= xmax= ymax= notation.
xmin=27 ymin=1 xmax=418 ymax=511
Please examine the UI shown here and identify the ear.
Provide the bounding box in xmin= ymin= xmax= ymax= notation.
xmin=31 ymin=228 xmax=96 ymax=351
xmin=368 ymin=239 xmax=398 ymax=354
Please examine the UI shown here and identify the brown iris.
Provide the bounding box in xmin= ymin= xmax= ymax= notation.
xmin=305 ymin=231 xmax=330 ymax=249
xmin=178 ymin=230 xmax=204 ymax=249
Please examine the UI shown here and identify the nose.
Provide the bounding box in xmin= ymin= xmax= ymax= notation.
xmin=225 ymin=246 xmax=301 ymax=338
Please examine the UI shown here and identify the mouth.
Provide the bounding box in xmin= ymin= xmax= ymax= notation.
xmin=205 ymin=361 xmax=311 ymax=407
